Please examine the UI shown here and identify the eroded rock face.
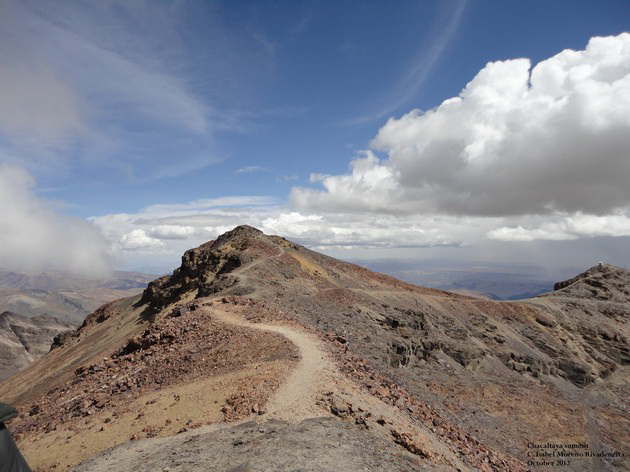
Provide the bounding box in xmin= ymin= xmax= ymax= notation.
xmin=0 ymin=311 xmax=74 ymax=381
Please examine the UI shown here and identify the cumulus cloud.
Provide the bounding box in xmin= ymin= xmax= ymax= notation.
xmin=0 ymin=165 xmax=111 ymax=275
xmin=293 ymin=33 xmax=630 ymax=217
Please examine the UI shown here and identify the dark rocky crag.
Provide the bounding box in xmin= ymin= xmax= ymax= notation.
xmin=137 ymin=226 xmax=268 ymax=316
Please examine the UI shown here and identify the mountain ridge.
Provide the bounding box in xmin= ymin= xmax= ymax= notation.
xmin=1 ymin=226 xmax=628 ymax=471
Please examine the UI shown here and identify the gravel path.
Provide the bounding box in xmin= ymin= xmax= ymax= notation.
xmin=204 ymin=305 xmax=336 ymax=422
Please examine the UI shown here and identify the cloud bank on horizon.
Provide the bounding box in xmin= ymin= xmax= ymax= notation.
xmin=89 ymin=32 xmax=630 ymax=270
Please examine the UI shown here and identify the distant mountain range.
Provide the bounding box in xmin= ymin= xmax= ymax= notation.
xmin=0 ymin=269 xmax=155 ymax=380
xmin=0 ymin=311 xmax=74 ymax=381
xmin=0 ymin=269 xmax=156 ymax=324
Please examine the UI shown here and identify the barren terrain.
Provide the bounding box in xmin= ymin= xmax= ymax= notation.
xmin=0 ymin=226 xmax=627 ymax=471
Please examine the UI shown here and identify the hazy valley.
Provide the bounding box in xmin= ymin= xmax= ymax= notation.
xmin=0 ymin=270 xmax=155 ymax=381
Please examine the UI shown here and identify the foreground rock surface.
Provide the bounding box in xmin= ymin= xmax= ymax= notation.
xmin=73 ymin=417 xmax=436 ymax=472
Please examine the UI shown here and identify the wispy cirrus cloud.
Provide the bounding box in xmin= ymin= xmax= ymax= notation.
xmin=236 ymin=165 xmax=270 ymax=174
xmin=139 ymin=196 xmax=279 ymax=216
xmin=0 ymin=0 xmax=261 ymax=272
xmin=0 ymin=0 xmax=283 ymax=182
xmin=344 ymin=0 xmax=468 ymax=125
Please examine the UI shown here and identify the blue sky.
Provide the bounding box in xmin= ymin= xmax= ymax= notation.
xmin=0 ymin=0 xmax=629 ymax=274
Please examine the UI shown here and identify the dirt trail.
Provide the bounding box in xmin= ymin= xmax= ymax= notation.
xmin=230 ymin=247 xmax=285 ymax=298
xmin=72 ymin=303 xmax=467 ymax=471
xmin=202 ymin=303 xmax=467 ymax=469
xmin=204 ymin=305 xmax=335 ymax=422
xmin=211 ymin=246 xmax=338 ymax=421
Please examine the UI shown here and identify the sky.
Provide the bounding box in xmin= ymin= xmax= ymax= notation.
xmin=0 ymin=0 xmax=629 ymax=276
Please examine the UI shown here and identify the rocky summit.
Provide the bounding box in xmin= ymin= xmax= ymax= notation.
xmin=0 ymin=226 xmax=628 ymax=471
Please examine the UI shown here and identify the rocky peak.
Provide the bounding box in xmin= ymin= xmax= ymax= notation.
xmin=0 ymin=310 xmax=20 ymax=320
xmin=550 ymin=263 xmax=630 ymax=302
xmin=216 ymin=225 xmax=263 ymax=240
xmin=137 ymin=226 xmax=276 ymax=315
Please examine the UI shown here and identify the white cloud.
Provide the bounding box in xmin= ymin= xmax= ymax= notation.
xmin=565 ymin=214 xmax=630 ymax=237
xmin=91 ymin=194 xmax=630 ymax=271
xmin=276 ymin=174 xmax=299 ymax=182
xmin=261 ymin=212 xmax=323 ymax=237
xmin=147 ymin=225 xmax=199 ymax=240
xmin=141 ymin=197 xmax=278 ymax=216
xmin=90 ymin=198 xmax=485 ymax=268
xmin=487 ymin=226 xmax=577 ymax=242
xmin=90 ymin=197 xmax=282 ymax=263
xmin=293 ymin=151 xmax=401 ymax=214
xmin=488 ymin=213 xmax=630 ymax=241
xmin=119 ymin=230 xmax=166 ymax=251
xmin=0 ymin=165 xmax=111 ymax=275
xmin=294 ymin=33 xmax=630 ymax=217
xmin=263 ymin=212 xmax=467 ymax=249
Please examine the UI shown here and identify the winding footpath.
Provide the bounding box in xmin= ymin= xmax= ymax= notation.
xmin=203 ymin=305 xmax=336 ymax=422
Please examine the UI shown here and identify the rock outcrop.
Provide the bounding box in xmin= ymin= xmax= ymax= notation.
xmin=137 ymin=226 xmax=268 ymax=314
xmin=552 ymin=263 xmax=630 ymax=302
